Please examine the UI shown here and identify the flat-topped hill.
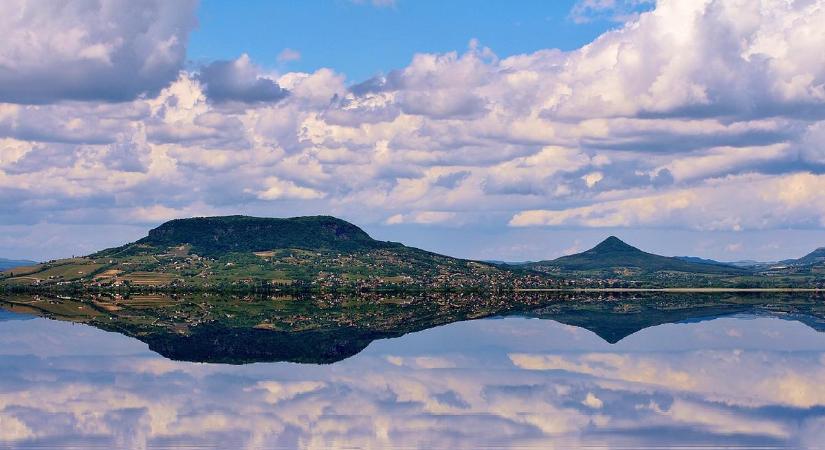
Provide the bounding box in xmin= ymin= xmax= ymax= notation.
xmin=95 ymin=215 xmax=392 ymax=257
xmin=0 ymin=215 xmax=512 ymax=289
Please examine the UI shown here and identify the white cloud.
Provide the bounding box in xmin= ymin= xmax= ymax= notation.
xmin=253 ymin=177 xmax=326 ymax=200
xmin=650 ymin=143 xmax=791 ymax=183
xmin=510 ymin=173 xmax=825 ymax=231
xmin=582 ymin=392 xmax=604 ymax=409
xmin=0 ymin=0 xmax=197 ymax=103
xmin=252 ymin=381 xmax=327 ymax=404
xmin=0 ymin=415 xmax=34 ymax=441
xmin=555 ymin=0 xmax=825 ymax=119
xmin=582 ymin=171 xmax=604 ymax=188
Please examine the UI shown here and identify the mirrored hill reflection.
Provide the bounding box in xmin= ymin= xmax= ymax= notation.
xmin=2 ymin=291 xmax=825 ymax=364
xmin=4 ymin=293 xmax=825 ymax=448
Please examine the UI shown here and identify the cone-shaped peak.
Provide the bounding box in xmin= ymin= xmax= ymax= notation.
xmin=588 ymin=236 xmax=640 ymax=254
xmin=538 ymin=235 xmax=746 ymax=275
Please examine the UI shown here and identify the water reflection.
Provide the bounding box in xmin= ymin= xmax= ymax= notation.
xmin=3 ymin=292 xmax=825 ymax=363
xmin=2 ymin=296 xmax=825 ymax=448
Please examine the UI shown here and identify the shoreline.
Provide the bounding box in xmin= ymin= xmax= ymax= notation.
xmin=3 ymin=285 xmax=823 ymax=295
xmin=515 ymin=288 xmax=823 ymax=293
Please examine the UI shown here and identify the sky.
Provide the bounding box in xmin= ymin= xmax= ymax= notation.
xmin=188 ymin=0 xmax=641 ymax=81
xmin=2 ymin=0 xmax=825 ymax=262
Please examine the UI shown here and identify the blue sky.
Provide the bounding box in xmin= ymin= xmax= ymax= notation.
xmin=189 ymin=0 xmax=641 ymax=82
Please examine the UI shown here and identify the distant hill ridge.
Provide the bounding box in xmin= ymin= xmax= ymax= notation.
xmin=526 ymin=236 xmax=746 ymax=275
xmin=0 ymin=258 xmax=38 ymax=271
xmin=94 ymin=215 xmax=395 ymax=257
xmin=784 ymin=247 xmax=825 ymax=266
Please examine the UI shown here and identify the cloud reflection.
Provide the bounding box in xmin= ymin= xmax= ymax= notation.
xmin=1 ymin=316 xmax=825 ymax=448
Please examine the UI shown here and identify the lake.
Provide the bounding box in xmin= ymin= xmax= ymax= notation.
xmin=2 ymin=294 xmax=825 ymax=448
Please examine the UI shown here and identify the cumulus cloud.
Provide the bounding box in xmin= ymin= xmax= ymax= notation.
xmin=252 ymin=177 xmax=326 ymax=201
xmin=197 ymin=54 xmax=289 ymax=104
xmin=3 ymin=0 xmax=825 ymax=259
xmin=582 ymin=392 xmax=604 ymax=409
xmin=0 ymin=0 xmax=197 ymax=104
xmin=510 ymin=172 xmax=825 ymax=231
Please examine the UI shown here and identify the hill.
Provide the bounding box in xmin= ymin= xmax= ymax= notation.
xmin=782 ymin=247 xmax=825 ymax=266
xmin=94 ymin=215 xmax=387 ymax=258
xmin=525 ymin=236 xmax=746 ymax=276
xmin=675 ymin=256 xmax=725 ymax=266
xmin=1 ymin=215 xmax=523 ymax=290
xmin=0 ymin=258 xmax=37 ymax=271
xmin=2 ymin=219 xmax=822 ymax=290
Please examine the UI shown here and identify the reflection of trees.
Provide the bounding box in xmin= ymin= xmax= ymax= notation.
xmin=2 ymin=291 xmax=825 ymax=363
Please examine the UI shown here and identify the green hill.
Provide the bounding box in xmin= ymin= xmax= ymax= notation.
xmin=783 ymin=247 xmax=825 ymax=266
xmin=3 ymin=215 xmax=521 ymax=290
xmin=526 ymin=236 xmax=746 ymax=275
xmin=3 ymin=219 xmax=820 ymax=290
xmin=94 ymin=215 xmax=391 ymax=258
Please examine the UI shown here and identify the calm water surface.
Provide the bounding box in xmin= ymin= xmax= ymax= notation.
xmin=2 ymin=308 xmax=825 ymax=449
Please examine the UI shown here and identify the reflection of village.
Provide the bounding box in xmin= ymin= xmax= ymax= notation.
xmin=3 ymin=289 xmax=825 ymax=364
xmin=2 ymin=291 xmax=561 ymax=336
xmin=4 ymin=289 xmax=825 ymax=342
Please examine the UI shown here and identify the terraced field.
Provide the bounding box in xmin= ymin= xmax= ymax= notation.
xmin=119 ymin=272 xmax=179 ymax=286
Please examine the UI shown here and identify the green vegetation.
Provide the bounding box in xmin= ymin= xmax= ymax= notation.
xmin=1 ymin=216 xmax=537 ymax=291
xmin=521 ymin=236 xmax=825 ymax=289
xmin=3 ymin=291 xmax=824 ymax=363
xmin=96 ymin=215 xmax=386 ymax=258
xmin=3 ymin=216 xmax=825 ymax=292
xmin=6 ymin=217 xmax=825 ymax=366
xmin=526 ymin=236 xmax=745 ymax=275
xmin=784 ymin=246 xmax=825 ymax=266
